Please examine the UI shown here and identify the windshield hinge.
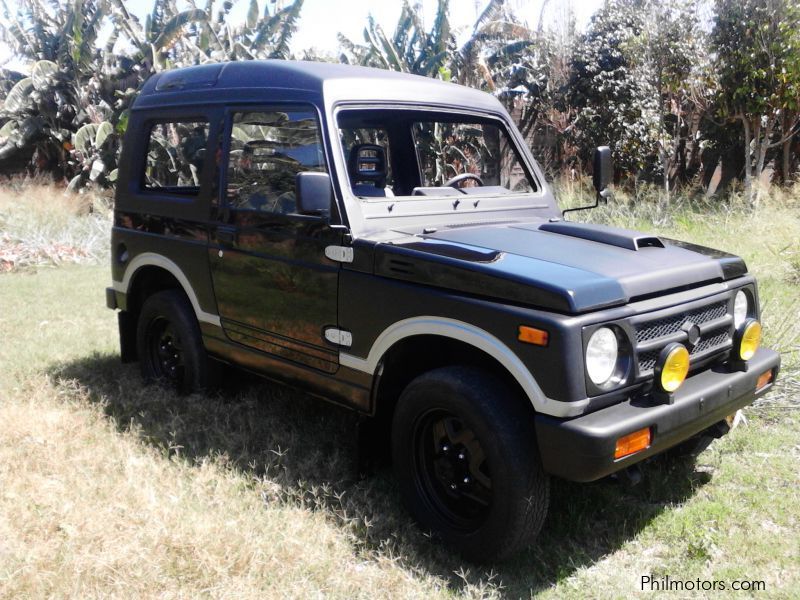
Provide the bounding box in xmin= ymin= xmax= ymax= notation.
xmin=325 ymin=245 xmax=354 ymax=263
xmin=324 ymin=327 xmax=353 ymax=347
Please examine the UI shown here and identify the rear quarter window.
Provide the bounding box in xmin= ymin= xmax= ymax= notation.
xmin=143 ymin=121 xmax=210 ymax=193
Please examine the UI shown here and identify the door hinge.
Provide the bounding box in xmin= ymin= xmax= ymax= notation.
xmin=324 ymin=327 xmax=353 ymax=347
xmin=325 ymin=245 xmax=354 ymax=263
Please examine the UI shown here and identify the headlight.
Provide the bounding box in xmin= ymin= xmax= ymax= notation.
xmin=586 ymin=327 xmax=619 ymax=385
xmin=734 ymin=290 xmax=749 ymax=328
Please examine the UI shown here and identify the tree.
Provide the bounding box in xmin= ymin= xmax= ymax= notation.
xmin=338 ymin=1 xmax=454 ymax=78
xmin=712 ymin=0 xmax=800 ymax=199
xmin=338 ymin=0 xmax=529 ymax=88
xmin=566 ymin=0 xmax=661 ymax=178
xmin=493 ymin=6 xmax=580 ymax=175
xmin=466 ymin=5 xmax=551 ymax=140
xmin=0 ymin=0 xmax=306 ymax=184
xmin=0 ymin=0 xmax=118 ymax=183
xmin=628 ymin=0 xmax=713 ymax=196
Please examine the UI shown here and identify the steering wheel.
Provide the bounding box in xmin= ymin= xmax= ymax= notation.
xmin=444 ymin=173 xmax=484 ymax=188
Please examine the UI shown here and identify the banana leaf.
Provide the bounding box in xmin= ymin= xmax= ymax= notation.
xmin=4 ymin=78 xmax=34 ymax=114
xmin=31 ymin=60 xmax=59 ymax=92
xmin=94 ymin=121 xmax=114 ymax=148
xmin=73 ymin=123 xmax=99 ymax=154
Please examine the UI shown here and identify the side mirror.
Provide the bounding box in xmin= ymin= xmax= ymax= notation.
xmin=593 ymin=146 xmax=613 ymax=195
xmin=562 ymin=145 xmax=613 ymax=218
xmin=296 ymin=171 xmax=332 ymax=216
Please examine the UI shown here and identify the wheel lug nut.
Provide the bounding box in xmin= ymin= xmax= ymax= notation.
xmin=463 ymin=476 xmax=470 ymax=484
xmin=449 ymin=483 xmax=457 ymax=490
xmin=458 ymin=452 xmax=465 ymax=460
xmin=442 ymin=444 xmax=450 ymax=453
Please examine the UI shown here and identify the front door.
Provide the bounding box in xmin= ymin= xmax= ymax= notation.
xmin=209 ymin=107 xmax=341 ymax=373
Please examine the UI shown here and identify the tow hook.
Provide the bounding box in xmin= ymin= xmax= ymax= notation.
xmin=708 ymin=419 xmax=732 ymax=439
xmin=615 ymin=464 xmax=643 ymax=487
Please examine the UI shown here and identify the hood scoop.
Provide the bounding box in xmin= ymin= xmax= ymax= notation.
xmin=538 ymin=221 xmax=664 ymax=251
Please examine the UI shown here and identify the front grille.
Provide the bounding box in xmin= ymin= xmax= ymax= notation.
xmin=694 ymin=329 xmax=731 ymax=354
xmin=637 ymin=351 xmax=659 ymax=374
xmin=635 ymin=301 xmax=728 ymax=343
xmin=633 ymin=298 xmax=733 ymax=376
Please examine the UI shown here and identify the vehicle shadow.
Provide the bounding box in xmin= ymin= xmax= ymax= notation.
xmin=50 ymin=352 xmax=713 ymax=597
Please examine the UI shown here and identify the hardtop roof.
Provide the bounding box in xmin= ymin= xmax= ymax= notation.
xmin=135 ymin=60 xmax=505 ymax=113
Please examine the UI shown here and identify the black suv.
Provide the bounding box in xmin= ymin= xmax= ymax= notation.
xmin=106 ymin=60 xmax=780 ymax=561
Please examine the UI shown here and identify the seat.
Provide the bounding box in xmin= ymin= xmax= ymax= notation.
xmin=348 ymin=144 xmax=388 ymax=197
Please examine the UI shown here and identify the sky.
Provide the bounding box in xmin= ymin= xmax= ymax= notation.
xmin=0 ymin=0 xmax=604 ymax=70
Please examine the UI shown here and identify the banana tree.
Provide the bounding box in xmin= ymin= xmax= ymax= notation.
xmin=338 ymin=0 xmax=453 ymax=78
xmin=0 ymin=0 xmax=306 ymax=183
xmin=106 ymin=0 xmax=304 ymax=71
xmin=338 ymin=0 xmax=525 ymax=85
xmin=0 ymin=0 xmax=122 ymax=179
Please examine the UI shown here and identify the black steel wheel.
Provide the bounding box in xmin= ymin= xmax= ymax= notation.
xmin=145 ymin=316 xmax=186 ymax=385
xmin=136 ymin=289 xmax=211 ymax=393
xmin=392 ymin=366 xmax=549 ymax=562
xmin=412 ymin=409 xmax=492 ymax=530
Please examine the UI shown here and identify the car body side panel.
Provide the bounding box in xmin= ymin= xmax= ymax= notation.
xmin=337 ymin=263 xmax=589 ymax=412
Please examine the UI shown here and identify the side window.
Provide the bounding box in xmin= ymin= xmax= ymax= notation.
xmin=226 ymin=110 xmax=326 ymax=214
xmin=144 ymin=121 xmax=209 ymax=191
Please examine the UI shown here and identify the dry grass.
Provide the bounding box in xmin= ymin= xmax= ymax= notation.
xmin=0 ymin=184 xmax=798 ymax=598
xmin=0 ymin=181 xmax=111 ymax=272
xmin=0 ymin=388 xmax=442 ymax=599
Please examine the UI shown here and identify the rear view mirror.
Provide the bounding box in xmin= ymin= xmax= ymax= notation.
xmin=296 ymin=172 xmax=332 ymax=216
xmin=593 ymin=146 xmax=613 ymax=194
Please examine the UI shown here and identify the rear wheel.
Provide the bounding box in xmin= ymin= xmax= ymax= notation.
xmin=136 ymin=290 xmax=211 ymax=393
xmin=391 ymin=366 xmax=549 ymax=562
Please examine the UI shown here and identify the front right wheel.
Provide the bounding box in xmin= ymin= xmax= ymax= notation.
xmin=391 ymin=366 xmax=549 ymax=562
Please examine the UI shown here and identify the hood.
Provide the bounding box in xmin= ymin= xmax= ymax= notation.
xmin=374 ymin=221 xmax=747 ymax=313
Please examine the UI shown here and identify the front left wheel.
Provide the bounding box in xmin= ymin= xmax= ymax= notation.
xmin=136 ymin=289 xmax=212 ymax=393
xmin=391 ymin=366 xmax=550 ymax=562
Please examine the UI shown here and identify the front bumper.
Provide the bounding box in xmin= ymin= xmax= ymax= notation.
xmin=535 ymin=348 xmax=781 ymax=482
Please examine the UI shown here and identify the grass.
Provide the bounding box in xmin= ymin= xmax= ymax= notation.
xmin=0 ymin=184 xmax=798 ymax=598
xmin=0 ymin=180 xmax=111 ymax=272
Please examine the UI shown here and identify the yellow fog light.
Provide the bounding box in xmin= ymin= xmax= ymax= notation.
xmin=736 ymin=319 xmax=762 ymax=361
xmin=656 ymin=343 xmax=690 ymax=393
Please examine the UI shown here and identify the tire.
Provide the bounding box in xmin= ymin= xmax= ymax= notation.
xmin=136 ymin=289 xmax=212 ymax=394
xmin=391 ymin=366 xmax=549 ymax=562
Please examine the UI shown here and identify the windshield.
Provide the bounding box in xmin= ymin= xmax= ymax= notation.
xmin=337 ymin=109 xmax=537 ymax=199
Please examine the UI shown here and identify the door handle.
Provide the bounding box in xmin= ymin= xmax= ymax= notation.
xmin=217 ymin=227 xmax=235 ymax=246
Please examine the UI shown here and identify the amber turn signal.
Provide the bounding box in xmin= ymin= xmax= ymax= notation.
xmin=518 ymin=326 xmax=549 ymax=346
xmin=755 ymin=369 xmax=773 ymax=392
xmin=614 ymin=427 xmax=652 ymax=460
